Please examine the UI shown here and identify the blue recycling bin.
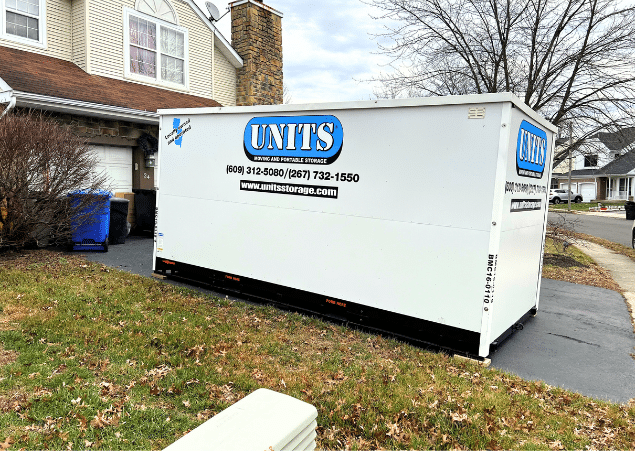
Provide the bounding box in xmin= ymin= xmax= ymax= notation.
xmin=68 ymin=190 xmax=112 ymax=252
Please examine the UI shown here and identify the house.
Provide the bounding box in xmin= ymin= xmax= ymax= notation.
xmin=0 ymin=0 xmax=283 ymax=193
xmin=551 ymin=128 xmax=635 ymax=201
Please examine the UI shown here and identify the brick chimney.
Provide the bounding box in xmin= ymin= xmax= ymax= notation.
xmin=230 ymin=0 xmax=283 ymax=106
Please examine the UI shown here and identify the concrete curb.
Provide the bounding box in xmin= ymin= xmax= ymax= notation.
xmin=549 ymin=208 xmax=626 ymax=219
xmin=623 ymin=293 xmax=635 ymax=333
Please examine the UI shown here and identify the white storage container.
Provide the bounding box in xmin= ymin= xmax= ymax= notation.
xmin=154 ymin=93 xmax=556 ymax=358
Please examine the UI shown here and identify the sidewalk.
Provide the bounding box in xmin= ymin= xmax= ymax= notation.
xmin=574 ymin=241 xmax=635 ymax=329
xmin=549 ymin=207 xmax=625 ymax=219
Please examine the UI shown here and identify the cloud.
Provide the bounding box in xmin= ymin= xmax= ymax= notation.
xmin=197 ymin=0 xmax=393 ymax=103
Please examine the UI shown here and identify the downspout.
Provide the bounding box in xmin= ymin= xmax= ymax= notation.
xmin=0 ymin=94 xmax=16 ymax=119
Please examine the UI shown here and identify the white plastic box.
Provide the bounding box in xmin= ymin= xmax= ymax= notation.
xmin=154 ymin=93 xmax=556 ymax=358
xmin=163 ymin=389 xmax=317 ymax=451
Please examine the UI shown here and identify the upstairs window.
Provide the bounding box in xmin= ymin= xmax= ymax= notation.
xmin=124 ymin=8 xmax=187 ymax=88
xmin=583 ymin=154 xmax=598 ymax=167
xmin=1 ymin=0 xmax=45 ymax=46
xmin=129 ymin=16 xmax=157 ymax=78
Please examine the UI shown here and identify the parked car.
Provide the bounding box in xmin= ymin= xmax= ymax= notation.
xmin=549 ymin=189 xmax=583 ymax=204
xmin=632 ymin=220 xmax=635 ymax=248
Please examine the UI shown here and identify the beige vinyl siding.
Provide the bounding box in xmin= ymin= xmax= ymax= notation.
xmin=71 ymin=0 xmax=86 ymax=70
xmin=213 ymin=42 xmax=236 ymax=106
xmin=0 ymin=0 xmax=72 ymax=60
xmin=86 ymin=0 xmax=235 ymax=103
xmin=173 ymin=0 xmax=211 ymax=99
xmin=87 ymin=0 xmax=126 ymax=80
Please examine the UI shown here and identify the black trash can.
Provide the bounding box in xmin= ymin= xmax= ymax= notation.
xmin=133 ymin=188 xmax=156 ymax=233
xmin=625 ymin=201 xmax=635 ymax=220
xmin=109 ymin=197 xmax=130 ymax=244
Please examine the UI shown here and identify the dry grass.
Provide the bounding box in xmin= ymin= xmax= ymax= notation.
xmin=541 ymin=238 xmax=622 ymax=292
xmin=0 ymin=249 xmax=634 ymax=450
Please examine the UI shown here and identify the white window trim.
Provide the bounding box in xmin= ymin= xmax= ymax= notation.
xmin=0 ymin=0 xmax=46 ymax=48
xmin=123 ymin=7 xmax=189 ymax=91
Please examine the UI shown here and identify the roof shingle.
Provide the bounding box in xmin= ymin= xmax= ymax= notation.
xmin=0 ymin=46 xmax=221 ymax=113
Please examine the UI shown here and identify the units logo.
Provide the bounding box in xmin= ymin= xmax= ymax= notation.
xmin=244 ymin=115 xmax=343 ymax=164
xmin=165 ymin=117 xmax=191 ymax=147
xmin=516 ymin=120 xmax=547 ymax=179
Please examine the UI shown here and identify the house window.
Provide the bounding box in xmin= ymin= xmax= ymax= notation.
xmin=129 ymin=16 xmax=157 ymax=78
xmin=1 ymin=0 xmax=45 ymax=46
xmin=160 ymin=27 xmax=184 ymax=84
xmin=584 ymin=154 xmax=598 ymax=167
xmin=124 ymin=8 xmax=187 ymax=88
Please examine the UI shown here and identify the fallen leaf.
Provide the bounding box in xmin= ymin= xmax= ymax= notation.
xmin=386 ymin=422 xmax=400 ymax=437
xmin=0 ymin=437 xmax=13 ymax=450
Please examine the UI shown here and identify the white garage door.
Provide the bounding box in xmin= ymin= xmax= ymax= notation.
xmin=92 ymin=145 xmax=133 ymax=193
xmin=580 ymin=182 xmax=596 ymax=202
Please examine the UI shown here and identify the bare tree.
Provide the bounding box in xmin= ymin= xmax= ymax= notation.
xmin=366 ymin=0 xmax=635 ymax=167
xmin=0 ymin=110 xmax=109 ymax=250
xmin=283 ymin=84 xmax=293 ymax=104
xmin=546 ymin=212 xmax=583 ymax=252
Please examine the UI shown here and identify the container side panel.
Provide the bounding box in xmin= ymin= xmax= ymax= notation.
xmin=158 ymin=105 xmax=503 ymax=228
xmin=489 ymin=107 xmax=554 ymax=339
xmin=157 ymin=194 xmax=490 ymax=331
xmin=156 ymin=102 xmax=506 ymax=336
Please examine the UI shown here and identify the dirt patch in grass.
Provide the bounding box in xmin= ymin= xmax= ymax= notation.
xmin=0 ymin=345 xmax=17 ymax=367
xmin=543 ymin=252 xmax=588 ymax=268
xmin=0 ymin=391 xmax=27 ymax=413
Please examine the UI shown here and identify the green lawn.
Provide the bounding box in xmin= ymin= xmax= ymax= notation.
xmin=549 ymin=200 xmax=625 ymax=212
xmin=0 ymin=251 xmax=633 ymax=450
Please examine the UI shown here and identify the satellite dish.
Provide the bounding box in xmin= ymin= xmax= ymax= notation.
xmin=205 ymin=1 xmax=221 ymax=21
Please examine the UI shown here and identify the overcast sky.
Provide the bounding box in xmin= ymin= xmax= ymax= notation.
xmin=194 ymin=0 xmax=394 ymax=104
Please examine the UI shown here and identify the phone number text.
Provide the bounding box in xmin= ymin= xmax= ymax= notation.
xmin=226 ymin=165 xmax=360 ymax=182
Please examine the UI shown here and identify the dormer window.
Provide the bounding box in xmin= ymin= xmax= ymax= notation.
xmin=1 ymin=0 xmax=45 ymax=46
xmin=124 ymin=5 xmax=187 ymax=89
xmin=584 ymin=154 xmax=598 ymax=167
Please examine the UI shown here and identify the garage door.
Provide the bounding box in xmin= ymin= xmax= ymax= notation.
xmin=92 ymin=145 xmax=132 ymax=193
xmin=579 ymin=182 xmax=596 ymax=202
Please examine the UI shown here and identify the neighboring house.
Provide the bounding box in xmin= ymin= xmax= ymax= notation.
xmin=551 ymin=129 xmax=635 ymax=201
xmin=0 ymin=0 xmax=283 ymax=193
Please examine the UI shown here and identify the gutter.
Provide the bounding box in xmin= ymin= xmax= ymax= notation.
xmin=15 ymin=91 xmax=159 ymax=124
xmin=0 ymin=76 xmax=15 ymax=119
xmin=0 ymin=96 xmax=16 ymax=119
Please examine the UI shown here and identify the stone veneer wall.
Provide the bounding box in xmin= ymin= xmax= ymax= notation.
xmin=47 ymin=112 xmax=157 ymax=143
xmin=231 ymin=0 xmax=283 ymax=106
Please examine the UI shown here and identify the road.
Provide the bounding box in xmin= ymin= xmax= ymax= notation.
xmin=547 ymin=211 xmax=633 ymax=247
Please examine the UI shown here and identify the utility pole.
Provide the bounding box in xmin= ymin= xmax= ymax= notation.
xmin=568 ymin=122 xmax=573 ymax=211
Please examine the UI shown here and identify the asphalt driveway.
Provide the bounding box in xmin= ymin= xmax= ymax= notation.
xmin=82 ymin=237 xmax=635 ymax=404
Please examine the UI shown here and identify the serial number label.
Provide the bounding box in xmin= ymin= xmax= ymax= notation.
xmin=326 ymin=298 xmax=346 ymax=307
xmin=227 ymin=165 xmax=359 ymax=183
xmin=483 ymin=253 xmax=498 ymax=308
